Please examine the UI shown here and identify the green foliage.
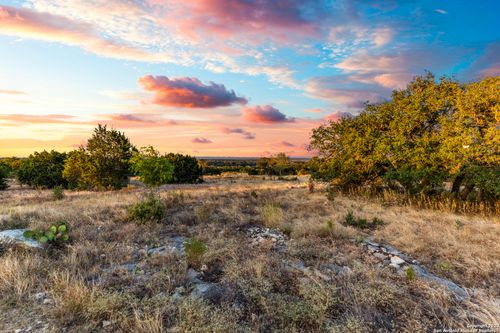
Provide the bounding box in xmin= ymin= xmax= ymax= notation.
xmin=256 ymin=153 xmax=296 ymax=176
xmin=53 ymin=185 xmax=65 ymax=200
xmin=310 ymin=74 xmax=500 ymax=201
xmin=184 ymin=237 xmax=206 ymax=267
xmin=63 ymin=125 xmax=136 ymax=190
xmin=0 ymin=163 xmax=9 ymax=190
xmin=406 ymin=266 xmax=416 ymax=282
xmin=250 ymin=190 xmax=258 ymax=198
xmin=165 ymin=153 xmax=202 ymax=184
xmin=127 ymin=193 xmax=166 ymax=223
xmin=23 ymin=220 xmax=70 ymax=245
xmin=130 ymin=146 xmax=174 ymax=186
xmin=342 ymin=212 xmax=383 ymax=230
xmin=17 ymin=150 xmax=67 ymax=188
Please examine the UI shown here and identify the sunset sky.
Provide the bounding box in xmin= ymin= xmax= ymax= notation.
xmin=0 ymin=1 xmax=498 ymax=157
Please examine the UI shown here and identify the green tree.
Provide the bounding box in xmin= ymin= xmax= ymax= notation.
xmin=0 ymin=163 xmax=9 ymax=190
xmin=130 ymin=146 xmax=174 ymax=186
xmin=165 ymin=153 xmax=202 ymax=183
xmin=310 ymin=74 xmax=499 ymax=199
xmin=63 ymin=125 xmax=136 ymax=190
xmin=17 ymin=150 xmax=67 ymax=188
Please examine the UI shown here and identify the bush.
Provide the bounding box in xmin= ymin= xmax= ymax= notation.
xmin=165 ymin=153 xmax=202 ymax=184
xmin=130 ymin=146 xmax=174 ymax=186
xmin=17 ymin=150 xmax=67 ymax=188
xmin=23 ymin=220 xmax=70 ymax=245
xmin=342 ymin=212 xmax=384 ymax=230
xmin=310 ymin=74 xmax=499 ymax=200
xmin=53 ymin=186 xmax=65 ymax=200
xmin=63 ymin=125 xmax=136 ymax=190
xmin=260 ymin=203 xmax=284 ymax=228
xmin=184 ymin=238 xmax=206 ymax=268
xmin=127 ymin=193 xmax=166 ymax=223
xmin=0 ymin=163 xmax=9 ymax=190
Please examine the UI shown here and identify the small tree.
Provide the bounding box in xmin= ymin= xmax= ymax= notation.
xmin=17 ymin=150 xmax=67 ymax=188
xmin=63 ymin=125 xmax=136 ymax=190
xmin=0 ymin=163 xmax=9 ymax=190
xmin=130 ymin=146 xmax=174 ymax=186
xmin=165 ymin=153 xmax=202 ymax=183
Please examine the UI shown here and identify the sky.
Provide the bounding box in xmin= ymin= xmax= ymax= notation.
xmin=0 ymin=0 xmax=498 ymax=157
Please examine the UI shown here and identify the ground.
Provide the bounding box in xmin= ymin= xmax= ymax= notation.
xmin=0 ymin=175 xmax=499 ymax=333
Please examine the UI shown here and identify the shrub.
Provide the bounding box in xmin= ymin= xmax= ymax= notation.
xmin=310 ymin=74 xmax=499 ymax=200
xmin=53 ymin=185 xmax=65 ymax=200
xmin=165 ymin=153 xmax=202 ymax=184
xmin=342 ymin=212 xmax=384 ymax=230
xmin=260 ymin=203 xmax=284 ymax=228
xmin=127 ymin=193 xmax=166 ymax=223
xmin=0 ymin=163 xmax=9 ymax=190
xmin=63 ymin=125 xmax=136 ymax=190
xmin=130 ymin=146 xmax=174 ymax=187
xmin=17 ymin=150 xmax=67 ymax=188
xmin=23 ymin=220 xmax=70 ymax=245
xmin=184 ymin=238 xmax=206 ymax=268
xmin=406 ymin=266 xmax=416 ymax=282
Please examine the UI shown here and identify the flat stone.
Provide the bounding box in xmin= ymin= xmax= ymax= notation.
xmin=320 ymin=263 xmax=352 ymax=275
xmin=373 ymin=252 xmax=387 ymax=260
xmin=190 ymin=282 xmax=233 ymax=304
xmin=187 ymin=268 xmax=202 ymax=283
xmin=390 ymin=256 xmax=406 ymax=266
xmin=409 ymin=264 xmax=469 ymax=300
xmin=0 ymin=229 xmax=41 ymax=248
xmin=367 ymin=244 xmax=379 ymax=252
xmin=365 ymin=239 xmax=380 ymax=247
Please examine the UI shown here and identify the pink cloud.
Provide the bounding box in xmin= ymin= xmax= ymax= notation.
xmin=138 ymin=75 xmax=247 ymax=108
xmin=192 ymin=137 xmax=212 ymax=144
xmin=242 ymin=105 xmax=295 ymax=123
xmin=281 ymin=141 xmax=295 ymax=147
xmin=160 ymin=0 xmax=324 ymax=44
xmin=0 ymin=89 xmax=26 ymax=95
xmin=323 ymin=111 xmax=353 ymax=122
xmin=0 ymin=5 xmax=163 ymax=62
xmin=305 ymin=108 xmax=322 ymax=113
xmin=305 ymin=76 xmax=387 ymax=109
xmin=221 ymin=127 xmax=255 ymax=140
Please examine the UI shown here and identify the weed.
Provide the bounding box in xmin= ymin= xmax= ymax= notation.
xmin=455 ymin=219 xmax=464 ymax=230
xmin=342 ymin=211 xmax=384 ymax=230
xmin=127 ymin=193 xmax=166 ymax=223
xmin=184 ymin=238 xmax=206 ymax=268
xmin=406 ymin=266 xmax=416 ymax=282
xmin=250 ymin=190 xmax=258 ymax=198
xmin=53 ymin=185 xmax=65 ymax=200
xmin=260 ymin=203 xmax=284 ymax=228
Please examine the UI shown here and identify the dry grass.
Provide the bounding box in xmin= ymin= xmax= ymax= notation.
xmin=0 ymin=176 xmax=499 ymax=332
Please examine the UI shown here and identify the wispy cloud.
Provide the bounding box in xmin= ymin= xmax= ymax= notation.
xmin=221 ymin=127 xmax=256 ymax=140
xmin=192 ymin=137 xmax=212 ymax=144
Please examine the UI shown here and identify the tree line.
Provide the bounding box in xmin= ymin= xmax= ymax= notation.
xmin=310 ymin=73 xmax=499 ymax=201
xmin=0 ymin=125 xmax=202 ymax=190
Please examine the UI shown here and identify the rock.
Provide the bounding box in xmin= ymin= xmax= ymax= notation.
xmin=313 ymin=269 xmax=331 ymax=282
xmin=102 ymin=321 xmax=112 ymax=328
xmin=187 ymin=268 xmax=202 ymax=283
xmin=365 ymin=239 xmax=380 ymax=247
xmin=320 ymin=263 xmax=352 ymax=276
xmin=373 ymin=252 xmax=387 ymax=260
xmin=246 ymin=226 xmax=287 ymax=251
xmin=0 ymin=229 xmax=41 ymax=248
xmin=367 ymin=244 xmax=379 ymax=253
xmin=390 ymin=256 xmax=406 ymax=266
xmin=147 ymin=236 xmax=187 ymax=256
xmin=409 ymin=264 xmax=469 ymax=300
xmin=190 ymin=282 xmax=233 ymax=304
